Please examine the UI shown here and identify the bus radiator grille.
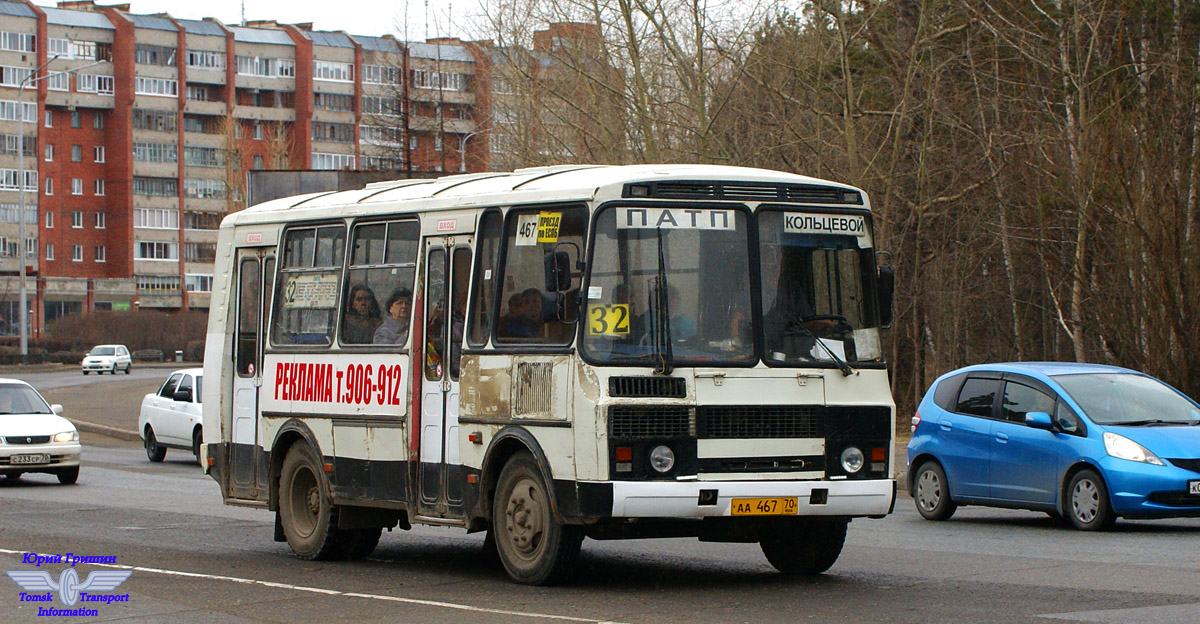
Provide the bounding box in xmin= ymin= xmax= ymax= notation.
xmin=697 ymin=406 xmax=823 ymax=439
xmin=609 ymin=406 xmax=694 ymax=439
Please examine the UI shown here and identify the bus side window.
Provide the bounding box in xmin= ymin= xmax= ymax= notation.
xmin=343 ymin=219 xmax=419 ymax=347
xmin=468 ymin=210 xmax=502 ymax=347
xmin=271 ymin=225 xmax=345 ymax=347
xmin=495 ymin=205 xmax=586 ymax=345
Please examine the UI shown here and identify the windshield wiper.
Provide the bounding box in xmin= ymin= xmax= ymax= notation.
xmin=650 ymin=227 xmax=673 ymax=375
xmin=1112 ymin=419 xmax=1192 ymax=427
xmin=788 ymin=314 xmax=855 ymax=377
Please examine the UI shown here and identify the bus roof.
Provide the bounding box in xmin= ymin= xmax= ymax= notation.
xmin=227 ymin=164 xmax=868 ymax=227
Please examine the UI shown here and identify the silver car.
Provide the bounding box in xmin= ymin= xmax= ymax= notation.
xmin=0 ymin=379 xmax=81 ymax=484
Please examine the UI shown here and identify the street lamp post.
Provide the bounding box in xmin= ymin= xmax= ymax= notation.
xmin=460 ymin=127 xmax=488 ymax=173
xmin=16 ymin=56 xmax=107 ymax=358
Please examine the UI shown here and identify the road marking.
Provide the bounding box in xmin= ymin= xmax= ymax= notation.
xmin=0 ymin=548 xmax=626 ymax=623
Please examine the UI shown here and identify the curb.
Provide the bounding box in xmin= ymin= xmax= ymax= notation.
xmin=70 ymin=418 xmax=140 ymax=442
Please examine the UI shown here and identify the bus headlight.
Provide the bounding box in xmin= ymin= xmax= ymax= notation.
xmin=840 ymin=446 xmax=865 ymax=473
xmin=649 ymin=445 xmax=675 ymax=473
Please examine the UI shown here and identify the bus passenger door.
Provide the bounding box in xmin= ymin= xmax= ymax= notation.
xmin=418 ymin=236 xmax=472 ymax=517
xmin=230 ymin=250 xmax=271 ymax=500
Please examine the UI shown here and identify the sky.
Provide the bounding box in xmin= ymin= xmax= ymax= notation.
xmin=33 ymin=0 xmax=476 ymax=41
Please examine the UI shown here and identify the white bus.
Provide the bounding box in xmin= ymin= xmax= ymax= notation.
xmin=201 ymin=164 xmax=897 ymax=585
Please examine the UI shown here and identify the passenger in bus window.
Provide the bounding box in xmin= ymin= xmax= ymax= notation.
xmin=373 ymin=288 xmax=412 ymax=345
xmin=498 ymin=288 xmax=543 ymax=338
xmin=342 ymin=284 xmax=381 ymax=344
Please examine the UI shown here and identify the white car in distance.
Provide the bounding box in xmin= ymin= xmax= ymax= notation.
xmin=138 ymin=368 xmax=203 ymax=463
xmin=81 ymin=344 xmax=132 ymax=375
xmin=0 ymin=379 xmax=80 ymax=484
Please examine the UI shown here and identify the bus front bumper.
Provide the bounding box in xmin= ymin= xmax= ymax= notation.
xmin=602 ymin=478 xmax=896 ymax=518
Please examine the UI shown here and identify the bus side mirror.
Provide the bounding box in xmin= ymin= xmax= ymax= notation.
xmin=877 ymin=264 xmax=895 ymax=328
xmin=544 ymin=251 xmax=570 ymax=292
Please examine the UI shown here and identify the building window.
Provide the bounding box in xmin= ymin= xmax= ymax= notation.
xmin=136 ymin=275 xmax=180 ymax=292
xmin=134 ymin=208 xmax=179 ymax=229
xmin=185 ymin=49 xmax=225 ymax=70
xmin=313 ymin=60 xmax=353 ymax=82
xmin=45 ymin=71 xmax=67 ymax=91
xmin=134 ymin=77 xmax=178 ymax=97
xmin=71 ymin=145 xmax=82 ymax=162
xmin=409 ymin=135 xmax=418 ymax=151
xmin=71 ymin=179 xmax=82 ymax=196
xmin=0 ymin=31 xmax=36 ymax=53
xmin=132 ymin=109 xmax=177 ymax=132
xmin=95 ymin=212 xmax=105 ymax=229
xmin=72 ymin=211 xmax=83 ymax=228
xmin=133 ymin=142 xmax=179 ymax=164
xmin=310 ymin=152 xmax=355 ymax=170
xmin=95 ymin=245 xmax=105 ymax=263
xmin=313 ymin=91 xmax=354 ymax=112
xmin=435 ymin=135 xmax=443 ymax=151
xmin=186 ymin=85 xmax=210 ymax=101
xmin=252 ymin=155 xmax=263 ymax=170
xmin=94 ymin=146 xmax=105 ymax=163
xmin=135 ymin=44 xmax=177 ymax=67
xmin=44 ymin=144 xmax=52 ymax=162
xmin=72 ymin=244 xmax=83 ymax=262
xmin=183 ymin=146 xmax=223 ymax=168
xmin=45 ymin=243 xmax=53 ymax=261
xmin=93 ymin=112 xmax=103 ymax=129
xmin=362 ymin=64 xmax=401 ymax=85
xmin=70 ymin=111 xmax=81 ymax=128
xmin=311 ymin=121 xmax=354 ymax=143
xmin=44 ymin=110 xmax=51 ymax=127
xmin=184 ymin=211 xmax=221 ymax=230
xmin=45 ymin=212 xmax=53 ymax=228
xmin=253 ymin=123 xmax=264 ymax=140
xmin=44 ymin=178 xmax=52 ymax=196
xmin=94 ymin=179 xmax=105 ymax=196
xmin=132 ymin=177 xmax=178 ymax=197
xmin=185 ymin=274 xmax=213 ymax=292
xmin=76 ymin=74 xmax=114 ymax=95
xmin=183 ymin=178 xmax=226 ymax=199
xmin=135 ymin=241 xmax=179 ymax=260
xmin=183 ymin=242 xmax=217 ymax=262
xmin=24 ymin=237 xmax=34 ymax=258
xmin=411 ymin=69 xmax=468 ymax=92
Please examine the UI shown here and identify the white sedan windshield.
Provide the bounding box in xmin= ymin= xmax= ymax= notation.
xmin=0 ymin=384 xmax=52 ymax=415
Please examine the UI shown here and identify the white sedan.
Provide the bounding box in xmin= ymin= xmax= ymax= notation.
xmin=138 ymin=368 xmax=203 ymax=463
xmin=0 ymin=379 xmax=80 ymax=484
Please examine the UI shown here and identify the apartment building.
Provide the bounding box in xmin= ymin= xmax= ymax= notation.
xmin=0 ymin=0 xmax=489 ymax=338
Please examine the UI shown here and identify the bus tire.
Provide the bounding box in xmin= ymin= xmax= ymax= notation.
xmin=492 ymin=452 xmax=582 ymax=585
xmin=760 ymin=518 xmax=848 ymax=575
xmin=279 ymin=443 xmax=342 ymax=560
xmin=342 ymin=527 xmax=382 ymax=560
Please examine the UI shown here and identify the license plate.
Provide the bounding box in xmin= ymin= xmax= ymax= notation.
xmin=11 ymin=454 xmax=49 ymax=465
xmin=1190 ymin=480 xmax=1200 ymax=496
xmin=731 ymin=497 xmax=798 ymax=516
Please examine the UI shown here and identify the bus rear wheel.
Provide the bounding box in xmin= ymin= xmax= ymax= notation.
xmin=279 ymin=443 xmax=342 ymax=560
xmin=492 ymin=452 xmax=582 ymax=585
xmin=760 ymin=518 xmax=848 ymax=575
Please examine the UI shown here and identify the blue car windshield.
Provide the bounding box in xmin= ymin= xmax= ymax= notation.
xmin=1053 ymin=373 xmax=1200 ymax=425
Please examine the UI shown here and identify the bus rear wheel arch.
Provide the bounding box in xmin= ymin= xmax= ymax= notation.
xmin=492 ymin=451 xmax=583 ymax=585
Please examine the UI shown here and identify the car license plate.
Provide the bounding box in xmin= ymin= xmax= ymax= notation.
xmin=731 ymin=497 xmax=798 ymax=516
xmin=11 ymin=454 xmax=49 ymax=465
xmin=1190 ymin=480 xmax=1200 ymax=496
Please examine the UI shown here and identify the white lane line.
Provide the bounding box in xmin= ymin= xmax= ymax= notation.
xmin=0 ymin=548 xmax=627 ymax=623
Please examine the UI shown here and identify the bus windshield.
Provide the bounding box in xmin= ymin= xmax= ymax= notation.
xmin=758 ymin=209 xmax=883 ymax=365
xmin=582 ymin=206 xmax=755 ymax=366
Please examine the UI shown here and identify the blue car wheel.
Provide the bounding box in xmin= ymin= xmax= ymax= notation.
xmin=1067 ymin=469 xmax=1116 ymax=531
xmin=913 ymin=461 xmax=957 ymax=521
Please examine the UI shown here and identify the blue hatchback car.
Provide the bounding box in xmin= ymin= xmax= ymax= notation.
xmin=907 ymin=363 xmax=1200 ymax=530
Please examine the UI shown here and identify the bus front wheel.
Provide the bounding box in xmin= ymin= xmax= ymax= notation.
xmin=760 ymin=518 xmax=848 ymax=575
xmin=492 ymin=452 xmax=582 ymax=585
xmin=279 ymin=443 xmax=342 ymax=560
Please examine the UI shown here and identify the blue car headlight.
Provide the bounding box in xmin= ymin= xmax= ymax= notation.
xmin=1103 ymin=432 xmax=1163 ymax=465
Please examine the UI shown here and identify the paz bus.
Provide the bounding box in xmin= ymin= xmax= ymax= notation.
xmin=201 ymin=164 xmax=897 ymax=585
